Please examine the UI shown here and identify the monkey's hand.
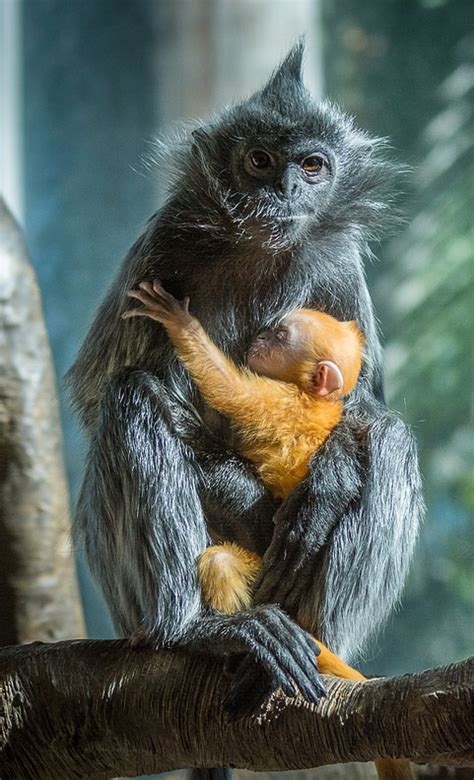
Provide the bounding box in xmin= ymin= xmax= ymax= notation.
xmin=122 ymin=279 xmax=193 ymax=328
xmin=193 ymin=606 xmax=326 ymax=720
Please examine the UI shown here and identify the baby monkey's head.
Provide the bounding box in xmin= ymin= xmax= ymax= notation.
xmin=247 ymin=309 xmax=364 ymax=398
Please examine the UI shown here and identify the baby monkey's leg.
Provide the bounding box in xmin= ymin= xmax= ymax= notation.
xmin=198 ymin=544 xmax=413 ymax=779
xmin=198 ymin=543 xmax=261 ymax=614
xmin=198 ymin=542 xmax=364 ymax=680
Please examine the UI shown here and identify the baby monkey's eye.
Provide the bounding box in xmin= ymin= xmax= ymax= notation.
xmin=274 ymin=327 xmax=288 ymax=342
xmin=301 ymin=154 xmax=329 ymax=180
xmin=245 ymin=149 xmax=275 ymax=176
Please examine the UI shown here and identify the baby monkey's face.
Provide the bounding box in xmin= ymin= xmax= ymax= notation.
xmin=247 ymin=315 xmax=311 ymax=384
xmin=247 ymin=309 xmax=363 ymax=397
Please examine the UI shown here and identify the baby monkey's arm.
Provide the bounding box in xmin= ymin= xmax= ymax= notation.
xmin=123 ymin=280 xmax=284 ymax=422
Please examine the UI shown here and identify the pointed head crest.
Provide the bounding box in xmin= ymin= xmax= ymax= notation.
xmin=262 ymin=39 xmax=305 ymax=91
xmin=258 ymin=38 xmax=308 ymax=109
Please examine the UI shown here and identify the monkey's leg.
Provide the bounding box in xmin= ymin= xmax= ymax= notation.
xmin=75 ymin=368 xmax=325 ymax=709
xmin=198 ymin=543 xmax=261 ymax=613
xmin=197 ymin=541 xmax=319 ymax=720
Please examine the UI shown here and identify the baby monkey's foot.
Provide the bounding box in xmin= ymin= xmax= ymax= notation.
xmin=122 ymin=279 xmax=192 ymax=326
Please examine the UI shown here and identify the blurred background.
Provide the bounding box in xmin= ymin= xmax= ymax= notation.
xmin=1 ymin=0 xmax=472 ymax=684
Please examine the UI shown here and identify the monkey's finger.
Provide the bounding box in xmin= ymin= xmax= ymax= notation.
xmin=126 ymin=289 xmax=159 ymax=307
xmin=224 ymin=645 xmax=303 ymax=720
xmin=222 ymin=661 xmax=279 ymax=720
xmin=138 ymin=280 xmax=157 ymax=297
xmin=255 ymin=612 xmax=325 ymax=704
xmin=151 ymin=278 xmax=176 ymax=301
xmin=260 ymin=614 xmax=325 ymax=704
xmin=227 ymin=615 xmax=301 ymax=692
xmin=182 ymin=295 xmax=191 ymax=313
xmin=138 ymin=280 xmax=181 ymax=313
xmin=253 ymin=610 xmax=323 ymax=699
xmin=234 ymin=634 xmax=297 ymax=695
xmin=122 ymin=308 xmax=165 ymax=322
xmin=230 ymin=653 xmax=296 ymax=699
xmin=126 ymin=289 xmax=177 ymax=319
xmin=152 ymin=279 xmax=167 ymax=294
xmin=242 ymin=614 xmax=324 ymax=704
xmin=151 ymin=279 xmax=184 ymax=309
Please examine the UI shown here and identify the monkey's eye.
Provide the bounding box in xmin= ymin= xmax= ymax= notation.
xmin=245 ymin=149 xmax=275 ymax=176
xmin=274 ymin=327 xmax=288 ymax=342
xmin=300 ymin=154 xmax=329 ymax=180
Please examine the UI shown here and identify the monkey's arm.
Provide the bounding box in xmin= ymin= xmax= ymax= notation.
xmin=251 ymin=417 xmax=365 ymax=611
xmin=195 ymin=441 xmax=278 ymax=556
xmin=124 ymin=280 xmax=294 ymax=429
xmin=122 ymin=281 xmax=279 ymax=555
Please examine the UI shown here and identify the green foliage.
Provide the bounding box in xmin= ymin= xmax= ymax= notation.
xmin=383 ymin=61 xmax=474 ymax=504
xmin=323 ymin=0 xmax=474 ymax=674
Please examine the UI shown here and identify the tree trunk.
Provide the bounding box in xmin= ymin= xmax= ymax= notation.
xmin=0 ymin=198 xmax=85 ymax=646
xmin=0 ymin=640 xmax=472 ymax=779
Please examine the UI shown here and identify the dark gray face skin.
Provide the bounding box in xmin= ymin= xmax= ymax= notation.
xmin=68 ymin=41 xmax=423 ymax=723
xmin=231 ymin=140 xmax=335 ymax=240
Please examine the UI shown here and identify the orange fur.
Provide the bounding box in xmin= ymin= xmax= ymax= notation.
xmin=198 ymin=543 xmax=261 ymax=613
xmin=198 ymin=544 xmax=366 ymax=679
xmin=165 ymin=308 xmax=361 ymax=499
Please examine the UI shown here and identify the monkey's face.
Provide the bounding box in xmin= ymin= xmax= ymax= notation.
xmin=247 ymin=309 xmax=363 ymax=396
xmin=247 ymin=325 xmax=293 ymax=380
xmin=247 ymin=316 xmax=318 ymax=385
xmin=231 ymin=136 xmax=336 ymax=237
xmin=181 ymin=42 xmax=396 ymax=249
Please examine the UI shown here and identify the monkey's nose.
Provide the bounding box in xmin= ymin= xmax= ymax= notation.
xmin=276 ymin=169 xmax=299 ymax=199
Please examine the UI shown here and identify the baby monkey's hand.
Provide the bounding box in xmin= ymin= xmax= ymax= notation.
xmin=122 ymin=279 xmax=193 ymax=327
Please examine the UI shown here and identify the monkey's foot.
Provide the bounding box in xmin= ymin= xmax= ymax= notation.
xmin=187 ymin=605 xmax=326 ymax=719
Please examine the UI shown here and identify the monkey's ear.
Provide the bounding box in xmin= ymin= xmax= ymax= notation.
xmin=311 ymin=360 xmax=344 ymax=397
xmin=260 ymin=38 xmax=305 ymax=97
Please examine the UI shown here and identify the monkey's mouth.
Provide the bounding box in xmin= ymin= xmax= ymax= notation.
xmin=247 ymin=344 xmax=262 ymax=361
xmin=246 ymin=344 xmax=267 ymax=368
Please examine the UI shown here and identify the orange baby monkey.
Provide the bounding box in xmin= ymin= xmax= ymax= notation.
xmin=125 ymin=282 xmax=362 ymax=499
xmin=123 ymin=281 xmax=413 ymax=780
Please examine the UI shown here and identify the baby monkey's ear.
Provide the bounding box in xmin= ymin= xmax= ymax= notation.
xmin=311 ymin=360 xmax=343 ymax=397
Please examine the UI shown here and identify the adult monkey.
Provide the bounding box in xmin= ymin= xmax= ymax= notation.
xmin=69 ymin=43 xmax=422 ymax=718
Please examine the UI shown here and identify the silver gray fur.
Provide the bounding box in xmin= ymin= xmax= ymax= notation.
xmin=68 ymin=41 xmax=423 ymax=715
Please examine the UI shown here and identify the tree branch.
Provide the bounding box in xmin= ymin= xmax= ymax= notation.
xmin=0 ymin=640 xmax=472 ymax=779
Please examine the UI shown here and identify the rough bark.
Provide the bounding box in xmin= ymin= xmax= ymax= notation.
xmin=0 ymin=198 xmax=85 ymax=646
xmin=0 ymin=640 xmax=472 ymax=779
